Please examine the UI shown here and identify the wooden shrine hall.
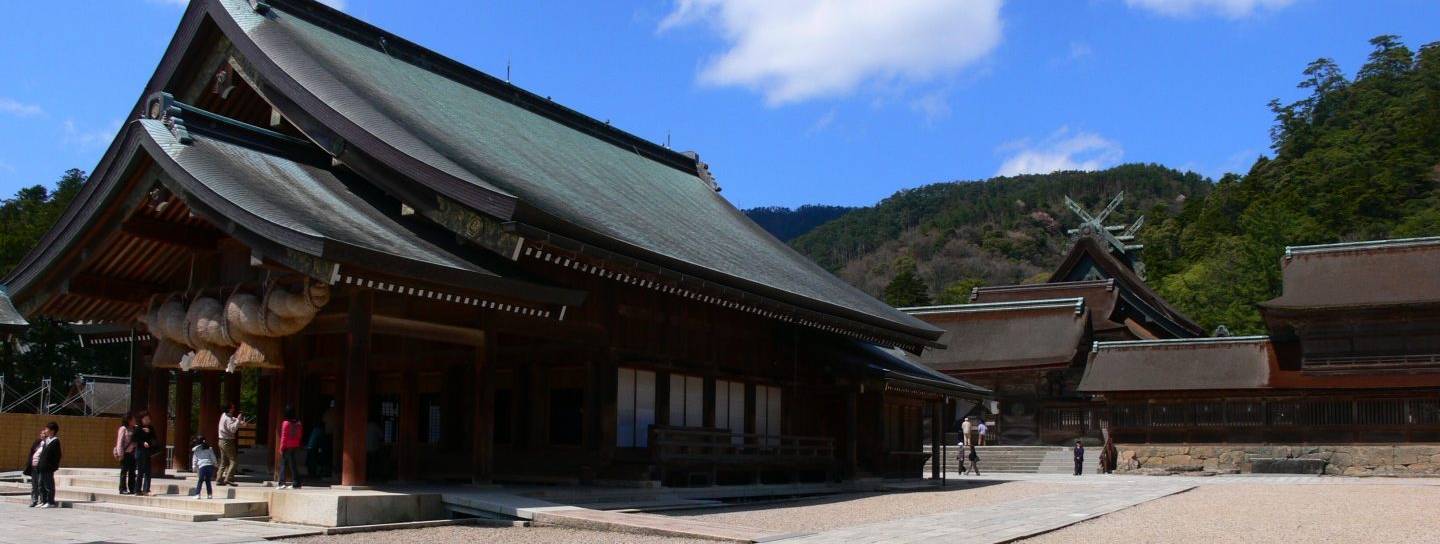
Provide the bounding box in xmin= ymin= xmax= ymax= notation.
xmin=2 ymin=0 xmax=986 ymax=487
xmin=1079 ymin=236 xmax=1440 ymax=443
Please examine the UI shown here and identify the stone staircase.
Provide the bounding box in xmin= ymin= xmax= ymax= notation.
xmin=926 ymin=445 xmax=1101 ymax=474
xmin=1 ymin=468 xmax=271 ymax=522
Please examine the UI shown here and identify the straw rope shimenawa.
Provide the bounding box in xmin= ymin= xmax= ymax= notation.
xmin=138 ymin=281 xmax=330 ymax=372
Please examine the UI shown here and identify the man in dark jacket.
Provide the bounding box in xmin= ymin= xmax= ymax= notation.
xmin=1072 ymin=440 xmax=1085 ymax=476
xmin=22 ymin=427 xmax=43 ymax=507
xmin=27 ymin=422 xmax=62 ymax=507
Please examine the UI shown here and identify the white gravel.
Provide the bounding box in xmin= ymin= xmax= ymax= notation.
xmin=1021 ymin=483 xmax=1440 ymax=544
xmin=665 ymin=480 xmax=1060 ymax=533
xmin=282 ymin=525 xmax=708 ymax=544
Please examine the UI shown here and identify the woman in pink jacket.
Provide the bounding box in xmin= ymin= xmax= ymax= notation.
xmin=276 ymin=407 xmax=304 ymax=489
xmin=113 ymin=412 xmax=136 ymax=494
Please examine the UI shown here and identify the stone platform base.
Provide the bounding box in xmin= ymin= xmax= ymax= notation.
xmin=1117 ymin=444 xmax=1440 ymax=476
xmin=268 ymin=488 xmax=447 ymax=527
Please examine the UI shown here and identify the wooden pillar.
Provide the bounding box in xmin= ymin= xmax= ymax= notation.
xmin=200 ymin=372 xmax=221 ymax=447
xmin=147 ymin=371 xmax=170 ymax=476
xmin=397 ymin=365 xmax=419 ymax=481
xmin=471 ymin=334 xmax=494 ymax=484
xmin=172 ymin=372 xmax=194 ymax=472
xmin=129 ymin=345 xmax=149 ymax=415
xmin=267 ymin=370 xmax=284 ymax=479
xmin=223 ymin=371 xmax=242 ymax=409
xmin=843 ymin=389 xmax=858 ymax=480
xmin=340 ymin=290 xmax=373 ymax=487
xmin=930 ymin=399 xmax=942 ymax=480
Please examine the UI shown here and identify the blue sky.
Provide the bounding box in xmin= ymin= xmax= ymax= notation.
xmin=0 ymin=0 xmax=1436 ymax=209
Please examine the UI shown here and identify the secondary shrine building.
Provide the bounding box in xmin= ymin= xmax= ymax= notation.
xmin=4 ymin=0 xmax=984 ymax=486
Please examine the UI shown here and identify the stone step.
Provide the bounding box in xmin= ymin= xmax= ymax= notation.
xmin=58 ymin=476 xmax=273 ymax=500
xmin=71 ymin=501 xmax=222 ymax=522
xmin=68 ymin=486 xmax=267 ymax=517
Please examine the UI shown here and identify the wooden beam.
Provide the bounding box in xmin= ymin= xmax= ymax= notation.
xmin=121 ymin=215 xmax=221 ymax=250
xmin=304 ymin=313 xmax=485 ymax=346
xmin=63 ymin=274 xmax=164 ymax=304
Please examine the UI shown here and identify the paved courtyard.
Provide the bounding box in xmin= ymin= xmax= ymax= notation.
xmin=4 ymin=473 xmax=1440 ymax=543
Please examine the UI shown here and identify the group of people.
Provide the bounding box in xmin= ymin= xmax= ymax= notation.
xmin=23 ymin=422 xmax=62 ymax=508
xmin=1073 ymin=438 xmax=1121 ymax=475
xmin=955 ymin=415 xmax=986 ymax=476
xmin=109 ymin=403 xmax=252 ymax=499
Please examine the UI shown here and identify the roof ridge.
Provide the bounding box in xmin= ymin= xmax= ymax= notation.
xmin=255 ymin=0 xmax=703 ymax=178
xmin=1285 ymin=236 xmax=1440 ymax=258
xmin=971 ymin=279 xmax=1115 ymax=294
xmin=1094 ymin=335 xmax=1268 ymax=350
xmin=901 ymin=297 xmax=1086 ymax=316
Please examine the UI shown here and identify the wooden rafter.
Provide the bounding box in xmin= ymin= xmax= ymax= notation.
xmin=121 ymin=215 xmax=222 ymax=250
xmin=62 ymin=273 xmax=164 ymax=305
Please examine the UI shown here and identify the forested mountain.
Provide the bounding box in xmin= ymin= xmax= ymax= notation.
xmin=742 ymin=205 xmax=856 ymax=241
xmin=787 ymin=164 xmax=1212 ymax=305
xmin=1139 ymin=36 xmax=1440 ymax=333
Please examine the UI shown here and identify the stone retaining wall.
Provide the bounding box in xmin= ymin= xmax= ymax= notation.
xmin=1117 ymin=444 xmax=1440 ymax=476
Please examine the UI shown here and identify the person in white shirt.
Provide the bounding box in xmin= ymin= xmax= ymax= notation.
xmin=190 ymin=437 xmax=218 ymax=499
xmin=217 ymin=403 xmax=245 ymax=486
xmin=960 ymin=417 xmax=972 ymax=447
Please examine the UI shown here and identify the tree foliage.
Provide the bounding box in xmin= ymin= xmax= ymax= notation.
xmin=883 ymin=256 xmax=932 ymax=307
xmin=743 ymin=204 xmax=856 ymax=242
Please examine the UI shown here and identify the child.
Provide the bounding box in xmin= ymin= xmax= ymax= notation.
xmin=190 ymin=436 xmax=218 ymax=499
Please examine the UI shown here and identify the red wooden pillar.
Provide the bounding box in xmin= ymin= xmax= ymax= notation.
xmin=341 ymin=289 xmax=373 ymax=487
xmin=472 ymin=334 xmax=494 ymax=484
xmin=200 ymin=372 xmax=221 ymax=447
xmin=172 ymin=372 xmax=193 ymax=472
xmin=148 ymin=371 xmax=170 ymax=476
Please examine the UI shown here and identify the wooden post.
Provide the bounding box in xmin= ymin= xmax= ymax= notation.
xmin=223 ymin=371 xmax=242 ymax=409
xmin=843 ymin=389 xmax=858 ymax=480
xmin=200 ymin=372 xmax=221 ymax=447
xmin=255 ymin=374 xmax=271 ymax=446
xmin=340 ymin=289 xmax=373 ymax=487
xmin=129 ymin=345 xmax=149 ymax=415
xmin=398 ymin=365 xmax=418 ymax=481
xmin=267 ymin=370 xmax=284 ymax=479
xmin=172 ymin=372 xmax=193 ymax=472
xmin=148 ymin=371 xmax=170 ymax=477
xmin=930 ymin=399 xmax=942 ymax=480
xmin=471 ymin=333 xmax=494 ymax=484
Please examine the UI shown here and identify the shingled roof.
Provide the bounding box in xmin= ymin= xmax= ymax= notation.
xmin=969 ymin=279 xmax=1124 ymax=334
xmin=202 ymin=0 xmax=940 ymax=345
xmin=905 ymin=299 xmax=1091 ymax=373
xmin=1077 ymin=336 xmax=1274 ymax=392
xmin=1261 ymin=237 xmax=1440 ymax=312
xmin=1050 ymin=236 xmax=1205 ymax=338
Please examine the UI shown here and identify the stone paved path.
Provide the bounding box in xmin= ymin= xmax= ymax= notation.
xmin=771 ymin=481 xmax=1194 ymax=544
xmin=0 ymin=501 xmax=319 ymax=544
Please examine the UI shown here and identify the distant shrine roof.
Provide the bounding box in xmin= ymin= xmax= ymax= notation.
xmin=1261 ymin=236 xmax=1440 ymax=312
xmin=1077 ymin=336 xmax=1274 ymax=392
xmin=902 ymin=299 xmax=1092 ymax=372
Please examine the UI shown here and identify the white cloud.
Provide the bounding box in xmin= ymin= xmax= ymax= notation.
xmin=908 ymin=91 xmax=952 ymax=124
xmin=0 ymin=97 xmax=43 ymax=117
xmin=995 ymin=127 xmax=1123 ymax=177
xmin=806 ymin=108 xmax=837 ymax=135
xmin=63 ymin=119 xmax=122 ymax=149
xmin=1124 ymin=0 xmax=1293 ymax=18
xmin=660 ymin=0 xmax=1003 ymax=105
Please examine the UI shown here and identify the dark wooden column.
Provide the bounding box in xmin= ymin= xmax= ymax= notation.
xmin=471 ymin=334 xmax=494 ymax=484
xmin=255 ymin=374 xmax=271 ymax=446
xmin=200 ymin=372 xmax=221 ymax=447
xmin=340 ymin=289 xmax=373 ymax=487
xmin=930 ymin=399 xmax=942 ymax=480
xmin=129 ymin=345 xmax=149 ymax=415
xmin=223 ymin=371 xmax=242 ymax=409
xmin=172 ymin=372 xmax=193 ymax=472
xmin=397 ymin=365 xmax=419 ymax=481
xmin=148 ymin=371 xmax=170 ymax=476
xmin=843 ymin=389 xmax=858 ymax=480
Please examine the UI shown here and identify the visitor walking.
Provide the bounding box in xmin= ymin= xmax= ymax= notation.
xmin=26 ymin=422 xmax=62 ymax=508
xmin=961 ymin=416 xmax=972 ymax=447
xmin=305 ymin=420 xmax=328 ymax=479
xmin=190 ymin=436 xmax=218 ymax=499
xmin=977 ymin=419 xmax=988 ymax=446
xmin=132 ymin=411 xmax=156 ymax=496
xmin=276 ymin=407 xmax=303 ymax=489
xmin=966 ymin=444 xmax=981 ymax=476
xmin=217 ymin=403 xmax=245 ymax=486
xmin=23 ymin=427 xmax=43 ymax=507
xmin=1073 ymin=440 xmax=1085 ymax=476
xmin=1101 ymin=438 xmax=1118 ymax=474
xmin=114 ymin=412 xmax=136 ymax=494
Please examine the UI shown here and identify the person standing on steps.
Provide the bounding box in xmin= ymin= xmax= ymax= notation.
xmin=276 ymin=407 xmax=304 ymax=489
xmin=1073 ymin=440 xmax=1085 ymax=476
xmin=23 ymin=427 xmax=44 ymax=507
xmin=977 ymin=419 xmax=988 ymax=446
xmin=217 ymin=403 xmax=245 ymax=487
xmin=961 ymin=416 xmax=972 ymax=447
xmin=132 ymin=411 xmax=156 ymax=496
xmin=114 ymin=412 xmax=136 ymax=494
xmin=966 ymin=444 xmax=981 ymax=476
xmin=190 ymin=436 xmax=218 ymax=499
xmin=29 ymin=422 xmax=62 ymax=508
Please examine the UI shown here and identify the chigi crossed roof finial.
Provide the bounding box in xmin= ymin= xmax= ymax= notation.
xmin=1063 ymin=192 xmax=1147 ymax=278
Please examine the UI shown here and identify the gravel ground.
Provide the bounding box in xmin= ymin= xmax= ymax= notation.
xmin=282 ymin=525 xmax=708 ymax=544
xmin=664 ymin=480 xmax=1062 ymax=533
xmin=1022 ymin=483 xmax=1440 ymax=544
